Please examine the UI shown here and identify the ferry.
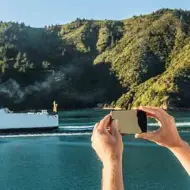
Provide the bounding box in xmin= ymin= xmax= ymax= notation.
xmin=0 ymin=101 xmax=59 ymax=133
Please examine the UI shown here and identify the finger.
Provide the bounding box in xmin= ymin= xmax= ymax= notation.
xmin=138 ymin=106 xmax=163 ymax=121
xmin=111 ymin=120 xmax=120 ymax=138
xmin=145 ymin=107 xmax=175 ymax=126
xmin=93 ymin=122 xmax=99 ymax=134
xmin=91 ymin=122 xmax=99 ymax=142
xmin=135 ymin=132 xmax=157 ymax=141
xmin=147 ymin=112 xmax=156 ymax=118
xmin=97 ymin=114 xmax=112 ymax=132
xmin=141 ymin=106 xmax=162 ymax=110
xmin=139 ymin=106 xmax=166 ymax=114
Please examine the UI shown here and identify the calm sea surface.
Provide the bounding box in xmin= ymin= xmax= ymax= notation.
xmin=0 ymin=109 xmax=190 ymax=190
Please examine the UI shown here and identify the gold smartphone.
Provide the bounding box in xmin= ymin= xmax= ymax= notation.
xmin=110 ymin=110 xmax=147 ymax=134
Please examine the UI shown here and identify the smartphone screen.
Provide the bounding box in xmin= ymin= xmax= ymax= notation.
xmin=110 ymin=110 xmax=147 ymax=134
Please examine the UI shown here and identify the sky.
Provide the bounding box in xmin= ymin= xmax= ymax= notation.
xmin=1 ymin=0 xmax=190 ymax=28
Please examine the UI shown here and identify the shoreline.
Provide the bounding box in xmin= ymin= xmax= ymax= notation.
xmin=7 ymin=106 xmax=190 ymax=112
xmin=101 ymin=107 xmax=122 ymax=110
xmin=101 ymin=106 xmax=190 ymax=111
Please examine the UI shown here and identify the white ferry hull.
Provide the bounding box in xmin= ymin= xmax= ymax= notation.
xmin=0 ymin=109 xmax=59 ymax=132
xmin=0 ymin=127 xmax=58 ymax=133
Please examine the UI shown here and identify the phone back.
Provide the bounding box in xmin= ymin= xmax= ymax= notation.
xmin=110 ymin=110 xmax=147 ymax=134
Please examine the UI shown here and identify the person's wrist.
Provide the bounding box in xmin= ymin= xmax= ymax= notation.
xmin=103 ymin=156 xmax=122 ymax=169
xmin=167 ymin=139 xmax=187 ymax=151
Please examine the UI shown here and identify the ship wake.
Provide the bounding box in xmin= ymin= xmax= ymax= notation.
xmin=0 ymin=121 xmax=190 ymax=138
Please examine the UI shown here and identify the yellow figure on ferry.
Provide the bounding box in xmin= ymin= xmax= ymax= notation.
xmin=53 ymin=101 xmax=58 ymax=113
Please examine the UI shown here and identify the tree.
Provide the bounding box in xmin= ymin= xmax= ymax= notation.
xmin=111 ymin=35 xmax=114 ymax=47
xmin=0 ymin=60 xmax=5 ymax=73
xmin=42 ymin=61 xmax=50 ymax=69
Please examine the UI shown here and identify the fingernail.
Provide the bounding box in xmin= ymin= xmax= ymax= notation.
xmin=104 ymin=114 xmax=111 ymax=120
xmin=135 ymin=134 xmax=139 ymax=138
xmin=112 ymin=119 xmax=118 ymax=127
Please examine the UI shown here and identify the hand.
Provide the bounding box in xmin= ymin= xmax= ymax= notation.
xmin=135 ymin=106 xmax=183 ymax=149
xmin=91 ymin=115 xmax=123 ymax=166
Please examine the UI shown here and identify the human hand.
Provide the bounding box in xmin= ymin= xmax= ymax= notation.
xmin=91 ymin=115 xmax=123 ymax=167
xmin=135 ymin=106 xmax=183 ymax=149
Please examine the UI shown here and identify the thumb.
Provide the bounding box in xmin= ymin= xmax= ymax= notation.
xmin=111 ymin=120 xmax=120 ymax=137
xmin=135 ymin=132 xmax=156 ymax=141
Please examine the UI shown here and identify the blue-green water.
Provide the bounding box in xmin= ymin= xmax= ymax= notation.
xmin=0 ymin=109 xmax=190 ymax=190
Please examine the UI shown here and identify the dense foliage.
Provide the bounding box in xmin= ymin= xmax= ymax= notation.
xmin=0 ymin=9 xmax=190 ymax=110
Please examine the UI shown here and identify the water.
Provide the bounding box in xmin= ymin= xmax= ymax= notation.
xmin=0 ymin=109 xmax=190 ymax=190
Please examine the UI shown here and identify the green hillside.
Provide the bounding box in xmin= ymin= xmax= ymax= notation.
xmin=0 ymin=9 xmax=190 ymax=110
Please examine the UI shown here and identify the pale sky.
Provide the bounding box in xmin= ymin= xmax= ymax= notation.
xmin=1 ymin=0 xmax=190 ymax=27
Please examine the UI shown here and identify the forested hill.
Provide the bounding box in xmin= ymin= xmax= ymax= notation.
xmin=0 ymin=8 xmax=190 ymax=110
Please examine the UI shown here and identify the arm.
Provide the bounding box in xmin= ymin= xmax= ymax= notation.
xmin=136 ymin=106 xmax=190 ymax=175
xmin=91 ymin=115 xmax=124 ymax=190
xmin=169 ymin=141 xmax=190 ymax=175
xmin=103 ymin=161 xmax=123 ymax=190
